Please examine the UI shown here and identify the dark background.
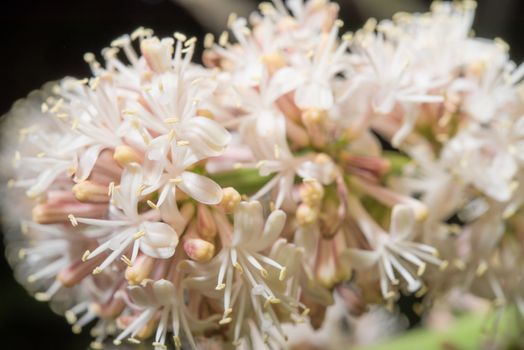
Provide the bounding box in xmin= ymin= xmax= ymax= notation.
xmin=1 ymin=0 xmax=524 ymax=349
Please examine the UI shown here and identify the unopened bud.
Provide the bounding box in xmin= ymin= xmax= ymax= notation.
xmin=72 ymin=181 xmax=109 ymax=203
xmin=125 ymin=255 xmax=155 ymax=285
xmin=33 ymin=193 xmax=108 ymax=224
xmin=113 ymin=144 xmax=143 ymax=168
xmin=220 ymin=187 xmax=241 ymax=213
xmin=184 ymin=238 xmax=215 ymax=262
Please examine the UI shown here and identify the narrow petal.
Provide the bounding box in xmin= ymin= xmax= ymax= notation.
xmin=248 ymin=209 xmax=286 ymax=251
xmin=340 ymin=249 xmax=380 ymax=270
xmin=140 ymin=221 xmax=179 ymax=259
xmin=295 ymin=82 xmax=334 ymax=110
xmin=233 ymin=201 xmax=264 ymax=246
xmin=76 ymin=144 xmax=106 ymax=181
xmin=178 ymin=171 xmax=223 ymax=205
xmin=390 ymin=205 xmax=415 ymax=241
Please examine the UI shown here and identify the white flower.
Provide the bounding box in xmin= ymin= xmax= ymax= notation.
xmin=344 ymin=200 xmax=442 ymax=298
xmin=114 ymin=279 xmax=218 ymax=350
xmin=441 ymin=124 xmax=518 ymax=202
xmin=210 ymin=201 xmax=304 ymax=345
xmin=274 ymin=20 xmax=351 ymax=111
xmin=71 ymin=164 xmax=179 ymax=272
xmin=5 ymin=85 xmax=90 ymax=198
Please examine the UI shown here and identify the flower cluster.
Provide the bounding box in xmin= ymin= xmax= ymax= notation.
xmin=3 ymin=0 xmax=524 ymax=349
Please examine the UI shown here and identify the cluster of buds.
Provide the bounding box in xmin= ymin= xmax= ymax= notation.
xmin=2 ymin=0 xmax=524 ymax=349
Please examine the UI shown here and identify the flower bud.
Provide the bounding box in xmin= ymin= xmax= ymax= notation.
xmin=125 ymin=255 xmax=155 ymax=285
xmin=32 ymin=191 xmax=107 ymax=224
xmin=113 ymin=144 xmax=143 ymax=168
xmin=220 ymin=187 xmax=241 ymax=213
xmin=72 ymin=180 xmax=109 ymax=203
xmin=184 ymin=238 xmax=215 ymax=262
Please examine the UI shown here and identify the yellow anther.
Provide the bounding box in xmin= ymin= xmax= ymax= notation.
xmin=68 ymin=214 xmax=78 ymax=227
xmin=133 ymin=230 xmax=146 ymax=240
xmin=204 ymin=33 xmax=214 ymax=48
xmin=219 ymin=31 xmax=229 ymax=46
xmin=82 ymin=250 xmax=91 ymax=262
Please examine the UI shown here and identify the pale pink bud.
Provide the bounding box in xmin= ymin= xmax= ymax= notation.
xmin=184 ymin=238 xmax=215 ymax=262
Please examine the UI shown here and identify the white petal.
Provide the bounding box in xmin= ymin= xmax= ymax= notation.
xmin=255 ymin=111 xmax=286 ymax=139
xmin=147 ymin=135 xmax=170 ymax=161
xmin=183 ymin=117 xmax=231 ymax=154
xmin=179 ymin=172 xmax=223 ymax=205
xmin=128 ymin=285 xmax=154 ymax=307
xmin=140 ymin=221 xmax=179 ymax=259
xmin=153 ymin=279 xmax=175 ymax=306
xmin=297 ymin=159 xmax=336 ymax=185
xmin=267 ymin=67 xmax=304 ymax=102
xmin=372 ymin=88 xmax=396 ymax=114
xmin=340 ymin=249 xmax=380 ymax=270
xmin=248 ymin=209 xmax=286 ymax=251
xmin=390 ymin=205 xmax=415 ymax=241
xmin=26 ymin=164 xmax=67 ymax=198
xmin=295 ymin=82 xmax=334 ymax=110
xmin=159 ymin=185 xmax=186 ymax=232
xmin=233 ymin=201 xmax=264 ymax=246
xmin=76 ymin=144 xmax=105 ymax=181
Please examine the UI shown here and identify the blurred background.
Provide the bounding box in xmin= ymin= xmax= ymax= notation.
xmin=1 ymin=0 xmax=524 ymax=349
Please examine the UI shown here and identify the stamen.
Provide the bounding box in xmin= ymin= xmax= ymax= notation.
xmin=173 ymin=32 xmax=187 ymax=42
xmin=164 ymin=117 xmax=179 ymax=124
xmin=169 ymin=177 xmax=182 ymax=184
xmin=121 ymin=255 xmax=133 ymax=267
xmin=133 ymin=230 xmax=146 ymax=240
xmin=204 ymin=33 xmax=214 ymax=49
xmin=219 ymin=31 xmax=229 ymax=46
xmin=219 ymin=317 xmax=232 ymax=325
xmin=184 ymin=37 xmax=197 ymax=47
xmin=82 ymin=250 xmax=90 ymax=262
xmin=68 ymin=214 xmax=78 ymax=227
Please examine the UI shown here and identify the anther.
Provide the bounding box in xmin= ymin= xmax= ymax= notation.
xmin=133 ymin=230 xmax=146 ymax=240
xmin=204 ymin=33 xmax=214 ymax=49
xmin=68 ymin=214 xmax=78 ymax=227
xmin=173 ymin=32 xmax=187 ymax=42
xmin=219 ymin=31 xmax=229 ymax=46
xmin=82 ymin=250 xmax=91 ymax=262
